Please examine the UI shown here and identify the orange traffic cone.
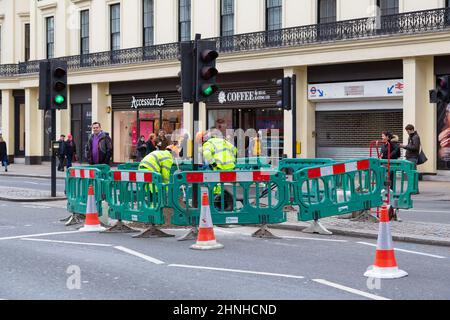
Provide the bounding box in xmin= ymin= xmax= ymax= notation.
xmin=364 ymin=205 xmax=407 ymax=279
xmin=79 ymin=185 xmax=106 ymax=232
xmin=190 ymin=192 xmax=224 ymax=250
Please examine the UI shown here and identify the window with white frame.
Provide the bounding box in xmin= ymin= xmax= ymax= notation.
xmin=143 ymin=0 xmax=154 ymax=46
xmin=318 ymin=0 xmax=336 ymax=24
xmin=46 ymin=16 xmax=54 ymax=59
xmin=266 ymin=0 xmax=282 ymax=31
xmin=110 ymin=4 xmax=120 ymax=51
xmin=80 ymin=10 xmax=89 ymax=55
xmin=221 ymin=0 xmax=234 ymax=36
xmin=377 ymin=0 xmax=399 ymax=16
xmin=179 ymin=0 xmax=191 ymax=42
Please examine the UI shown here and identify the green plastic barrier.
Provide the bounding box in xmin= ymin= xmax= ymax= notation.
xmin=117 ymin=162 xmax=140 ymax=171
xmin=106 ymin=170 xmax=165 ymax=224
xmin=66 ymin=165 xmax=110 ymax=216
xmin=278 ymin=158 xmax=335 ymax=206
xmin=278 ymin=158 xmax=334 ymax=174
xmin=381 ymin=159 xmax=419 ymax=209
xmin=168 ymin=170 xmax=289 ymax=226
xmin=236 ymin=157 xmax=271 ymax=170
xmin=293 ymin=158 xmax=386 ymax=221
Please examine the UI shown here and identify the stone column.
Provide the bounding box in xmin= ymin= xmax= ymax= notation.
xmin=25 ymin=88 xmax=44 ymax=165
xmin=1 ymin=90 xmax=15 ymax=162
xmin=403 ymin=57 xmax=436 ymax=173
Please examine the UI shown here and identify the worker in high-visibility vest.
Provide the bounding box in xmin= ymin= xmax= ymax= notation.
xmin=196 ymin=130 xmax=236 ymax=211
xmin=196 ymin=130 xmax=237 ymax=172
xmin=138 ymin=145 xmax=175 ymax=184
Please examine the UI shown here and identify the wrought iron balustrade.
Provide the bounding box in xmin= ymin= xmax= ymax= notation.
xmin=1 ymin=7 xmax=449 ymax=77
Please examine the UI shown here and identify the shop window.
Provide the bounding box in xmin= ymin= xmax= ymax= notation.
xmin=162 ymin=110 xmax=183 ymax=140
xmin=113 ymin=111 xmax=137 ymax=163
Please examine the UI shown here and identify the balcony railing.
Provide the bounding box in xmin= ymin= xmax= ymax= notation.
xmin=1 ymin=7 xmax=449 ymax=77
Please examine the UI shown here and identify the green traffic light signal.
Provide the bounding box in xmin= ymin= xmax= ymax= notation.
xmin=54 ymin=95 xmax=65 ymax=104
xmin=201 ymin=84 xmax=218 ymax=97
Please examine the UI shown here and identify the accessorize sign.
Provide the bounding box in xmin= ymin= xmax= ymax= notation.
xmin=131 ymin=95 xmax=165 ymax=109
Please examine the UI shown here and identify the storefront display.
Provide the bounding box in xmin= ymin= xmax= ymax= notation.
xmin=111 ymin=91 xmax=182 ymax=163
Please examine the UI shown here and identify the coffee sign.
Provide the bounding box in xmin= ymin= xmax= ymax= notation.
xmin=218 ymin=90 xmax=271 ymax=104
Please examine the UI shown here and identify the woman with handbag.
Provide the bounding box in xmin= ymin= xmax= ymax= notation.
xmin=0 ymin=136 xmax=8 ymax=172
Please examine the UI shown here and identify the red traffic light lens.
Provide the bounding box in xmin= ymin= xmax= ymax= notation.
xmin=201 ymin=50 xmax=219 ymax=63
xmin=54 ymin=67 xmax=66 ymax=77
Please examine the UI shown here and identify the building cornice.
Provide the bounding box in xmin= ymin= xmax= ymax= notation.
xmin=37 ymin=1 xmax=58 ymax=12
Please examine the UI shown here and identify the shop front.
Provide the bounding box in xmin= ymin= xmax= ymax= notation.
xmin=309 ymin=79 xmax=404 ymax=161
xmin=206 ymin=71 xmax=284 ymax=158
xmin=111 ymin=88 xmax=182 ymax=163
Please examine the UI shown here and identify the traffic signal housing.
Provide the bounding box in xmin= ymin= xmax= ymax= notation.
xmin=196 ymin=40 xmax=219 ymax=102
xmin=437 ymin=75 xmax=450 ymax=103
xmin=50 ymin=60 xmax=68 ymax=110
xmin=39 ymin=61 xmax=51 ymax=110
xmin=274 ymin=77 xmax=292 ymax=111
xmin=177 ymin=42 xmax=195 ymax=103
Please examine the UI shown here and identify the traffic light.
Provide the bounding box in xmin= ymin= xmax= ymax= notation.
xmin=39 ymin=61 xmax=50 ymax=110
xmin=50 ymin=60 xmax=68 ymax=110
xmin=437 ymin=75 xmax=450 ymax=103
xmin=274 ymin=77 xmax=292 ymax=110
xmin=196 ymin=40 xmax=219 ymax=102
xmin=177 ymin=42 xmax=195 ymax=103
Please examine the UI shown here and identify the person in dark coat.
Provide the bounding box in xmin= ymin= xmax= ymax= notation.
xmin=85 ymin=122 xmax=113 ymax=165
xmin=146 ymin=133 xmax=157 ymax=155
xmin=0 ymin=136 xmax=8 ymax=172
xmin=136 ymin=135 xmax=147 ymax=162
xmin=400 ymin=124 xmax=421 ymax=167
xmin=380 ymin=131 xmax=401 ymax=160
xmin=64 ymin=134 xmax=77 ymax=169
xmin=57 ymin=135 xmax=66 ymax=171
xmin=156 ymin=130 xmax=170 ymax=150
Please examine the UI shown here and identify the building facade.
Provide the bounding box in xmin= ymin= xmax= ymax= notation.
xmin=1 ymin=0 xmax=450 ymax=172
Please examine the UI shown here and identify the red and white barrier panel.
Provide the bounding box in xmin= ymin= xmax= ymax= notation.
xmin=113 ymin=171 xmax=153 ymax=183
xmin=307 ymin=160 xmax=370 ymax=179
xmin=185 ymin=171 xmax=273 ymax=183
xmin=69 ymin=169 xmax=96 ymax=179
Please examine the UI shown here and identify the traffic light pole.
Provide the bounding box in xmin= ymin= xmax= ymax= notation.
xmin=292 ymin=75 xmax=297 ymax=159
xmin=192 ymin=33 xmax=201 ymax=209
xmin=51 ymin=109 xmax=57 ymax=197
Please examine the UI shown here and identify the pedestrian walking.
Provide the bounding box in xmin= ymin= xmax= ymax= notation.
xmin=57 ymin=134 xmax=66 ymax=172
xmin=136 ymin=135 xmax=147 ymax=162
xmin=146 ymin=133 xmax=157 ymax=155
xmin=400 ymin=124 xmax=425 ymax=167
xmin=65 ymin=134 xmax=77 ymax=169
xmin=156 ymin=129 xmax=170 ymax=150
xmin=400 ymin=124 xmax=426 ymax=194
xmin=85 ymin=122 xmax=113 ymax=165
xmin=0 ymin=136 xmax=8 ymax=172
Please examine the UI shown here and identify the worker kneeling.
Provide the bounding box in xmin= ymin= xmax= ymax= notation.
xmin=138 ymin=146 xmax=176 ymax=198
xmin=197 ymin=130 xmax=237 ymax=211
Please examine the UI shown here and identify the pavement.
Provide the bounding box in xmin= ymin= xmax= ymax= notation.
xmin=0 ymin=163 xmax=449 ymax=247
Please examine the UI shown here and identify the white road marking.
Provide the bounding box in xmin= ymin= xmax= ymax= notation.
xmin=22 ymin=205 xmax=51 ymax=209
xmin=114 ymin=246 xmax=165 ymax=265
xmin=357 ymin=242 xmax=446 ymax=259
xmin=313 ymin=279 xmax=390 ymax=300
xmin=23 ymin=182 xmax=40 ymax=185
xmin=0 ymin=231 xmax=80 ymax=241
xmin=404 ymin=209 xmax=450 ymax=214
xmin=168 ymin=264 xmax=305 ymax=279
xmin=21 ymin=238 xmax=113 ymax=247
xmin=281 ymin=235 xmax=348 ymax=243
